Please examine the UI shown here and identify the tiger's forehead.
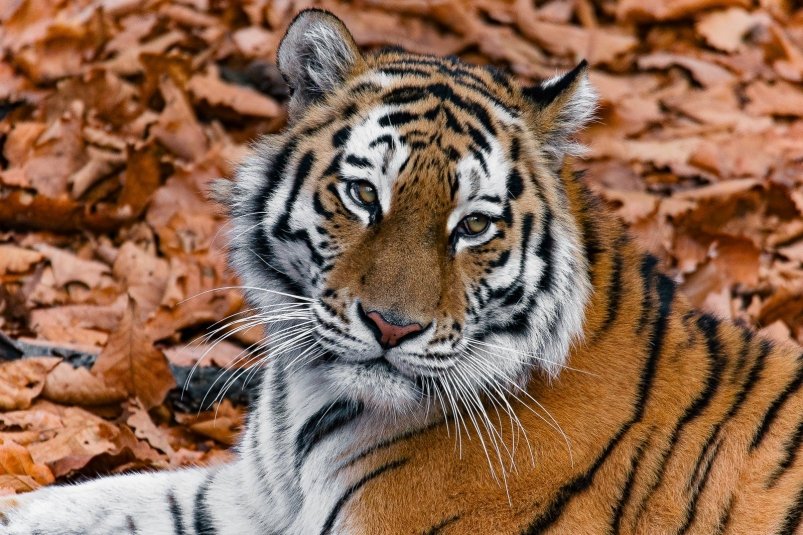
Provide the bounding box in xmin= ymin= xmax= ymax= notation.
xmin=327 ymin=61 xmax=527 ymax=209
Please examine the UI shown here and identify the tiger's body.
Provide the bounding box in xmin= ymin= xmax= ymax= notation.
xmin=2 ymin=9 xmax=801 ymax=535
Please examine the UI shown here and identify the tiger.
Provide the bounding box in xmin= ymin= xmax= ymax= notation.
xmin=2 ymin=8 xmax=802 ymax=535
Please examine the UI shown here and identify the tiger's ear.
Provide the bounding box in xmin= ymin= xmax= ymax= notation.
xmin=277 ymin=9 xmax=364 ymax=120
xmin=523 ymin=61 xmax=597 ymax=162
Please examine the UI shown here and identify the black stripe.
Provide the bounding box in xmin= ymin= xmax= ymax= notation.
xmin=633 ymin=313 xmax=729 ymax=522
xmin=678 ymin=439 xmax=723 ymax=534
xmin=250 ymin=137 xmax=297 ymax=217
xmin=486 ymin=213 xmax=533 ymax=305
xmin=332 ymin=126 xmax=351 ymax=148
xmin=368 ymin=134 xmax=395 ymax=149
xmin=126 ymin=515 xmax=139 ymax=535
xmin=766 ymin=416 xmax=803 ymax=488
xmin=597 ymin=235 xmax=626 ymax=336
xmin=636 ymin=255 xmax=659 ymax=333
xmin=312 ymin=190 xmax=334 ymax=219
xmin=510 ymin=137 xmax=520 ymax=161
xmin=193 ymin=472 xmax=217 ymax=535
xmin=382 ymin=85 xmax=430 ymax=105
xmin=714 ymin=494 xmax=734 ymax=535
xmin=296 ymin=399 xmax=363 ymax=468
xmin=465 ymin=123 xmax=491 ymax=153
xmin=423 ymin=514 xmax=460 ymax=535
xmin=730 ymin=328 xmax=754 ymax=385
xmin=442 ymin=106 xmax=464 ymax=134
xmin=336 ymin=421 xmax=443 ymax=473
xmin=507 ymin=169 xmax=524 ymax=199
xmin=378 ymin=59 xmax=514 ymax=111
xmin=750 ymin=360 xmax=803 ymax=451
xmin=610 ymin=437 xmax=650 ymax=534
xmin=167 ymin=489 xmax=187 ymax=535
xmin=776 ymin=485 xmax=803 ymax=535
xmin=522 ymin=275 xmax=675 ymax=533
xmin=320 ymin=458 xmax=408 ymax=535
xmin=535 ymin=211 xmax=555 ymax=293
xmin=577 ymin=181 xmax=604 ymax=275
xmin=344 ymin=154 xmax=372 ymax=169
xmin=378 ymin=111 xmax=417 ymax=127
xmin=273 ymin=151 xmax=316 ymax=240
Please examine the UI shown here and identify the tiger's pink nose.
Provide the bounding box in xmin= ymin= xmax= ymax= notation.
xmin=362 ymin=309 xmax=424 ymax=349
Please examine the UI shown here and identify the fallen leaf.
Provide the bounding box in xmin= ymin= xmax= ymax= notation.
xmin=0 ymin=245 xmax=43 ymax=275
xmin=112 ymin=241 xmax=169 ymax=318
xmin=0 ymin=357 xmax=61 ymax=410
xmin=638 ymin=53 xmax=735 ymax=87
xmin=617 ymin=0 xmax=751 ymax=22
xmin=41 ymin=362 xmax=126 ymax=406
xmin=125 ymin=400 xmax=175 ymax=455
xmin=0 ymin=441 xmax=54 ymax=493
xmin=746 ymin=80 xmax=803 ymax=117
xmin=34 ymin=244 xmax=111 ymax=290
xmin=150 ymin=73 xmax=208 ymax=161
xmin=188 ymin=66 xmax=282 ymax=118
xmin=91 ymin=298 xmax=175 ymax=409
xmin=696 ymin=8 xmax=765 ymax=52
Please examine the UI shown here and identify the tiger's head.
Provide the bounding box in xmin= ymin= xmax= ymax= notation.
xmin=219 ymin=9 xmax=596 ymax=412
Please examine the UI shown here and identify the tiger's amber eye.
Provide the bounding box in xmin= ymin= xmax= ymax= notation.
xmin=461 ymin=214 xmax=490 ymax=235
xmin=350 ymin=181 xmax=378 ymax=206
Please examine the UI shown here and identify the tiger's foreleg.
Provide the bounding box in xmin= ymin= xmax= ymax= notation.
xmin=0 ymin=461 xmax=270 ymax=535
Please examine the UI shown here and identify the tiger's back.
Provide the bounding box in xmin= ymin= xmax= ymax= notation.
xmin=2 ymin=9 xmax=801 ymax=535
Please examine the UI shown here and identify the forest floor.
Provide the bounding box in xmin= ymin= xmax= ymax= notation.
xmin=0 ymin=0 xmax=802 ymax=492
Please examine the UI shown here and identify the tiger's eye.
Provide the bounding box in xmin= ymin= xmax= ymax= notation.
xmin=461 ymin=214 xmax=490 ymax=235
xmin=350 ymin=181 xmax=378 ymax=206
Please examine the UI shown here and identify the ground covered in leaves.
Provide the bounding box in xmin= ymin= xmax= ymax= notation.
xmin=1 ymin=0 xmax=802 ymax=494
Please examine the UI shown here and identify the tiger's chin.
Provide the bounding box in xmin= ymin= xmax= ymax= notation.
xmin=319 ymin=356 xmax=424 ymax=414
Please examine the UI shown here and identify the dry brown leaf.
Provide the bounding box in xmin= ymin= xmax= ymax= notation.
xmin=590 ymin=136 xmax=701 ymax=168
xmin=164 ymin=340 xmax=248 ymax=368
xmin=92 ymin=298 xmax=175 ymax=409
xmin=696 ymin=8 xmax=765 ymax=52
xmin=188 ymin=66 xmax=282 ymax=118
xmin=746 ymin=80 xmax=803 ymax=117
xmin=176 ymin=400 xmax=243 ymax=446
xmin=617 ymin=0 xmax=751 ymax=22
xmin=231 ymin=26 xmax=277 ymax=58
xmin=674 ymin=178 xmax=761 ymax=200
xmin=638 ymin=53 xmax=735 ymax=87
xmin=41 ymin=362 xmax=126 ymax=406
xmin=150 ymin=73 xmax=208 ymax=161
xmin=0 ymin=245 xmax=43 ymax=275
xmin=2 ymin=110 xmax=86 ymax=197
xmin=29 ymin=298 xmax=126 ymax=346
xmin=770 ymin=23 xmax=803 ymax=82
xmin=601 ymin=189 xmax=659 ymax=224
xmin=516 ymin=4 xmax=636 ymax=66
xmin=0 ymin=441 xmax=54 ymax=493
xmin=2 ymin=401 xmax=120 ymax=478
xmin=125 ymin=400 xmax=175 ymax=455
xmin=778 ymin=240 xmax=803 ymax=263
xmin=0 ymin=357 xmax=61 ymax=411
xmin=112 ymin=242 xmax=169 ymax=318
xmin=34 ymin=244 xmax=111 ymax=289
xmin=70 ymin=146 xmax=127 ymax=199
xmin=662 ymin=84 xmax=773 ymax=132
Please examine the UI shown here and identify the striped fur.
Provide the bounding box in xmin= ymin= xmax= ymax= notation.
xmin=2 ymin=9 xmax=801 ymax=535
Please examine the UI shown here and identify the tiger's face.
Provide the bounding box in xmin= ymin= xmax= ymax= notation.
xmin=223 ymin=10 xmax=595 ymax=411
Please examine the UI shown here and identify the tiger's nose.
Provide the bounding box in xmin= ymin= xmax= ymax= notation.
xmin=358 ymin=305 xmax=424 ymax=349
